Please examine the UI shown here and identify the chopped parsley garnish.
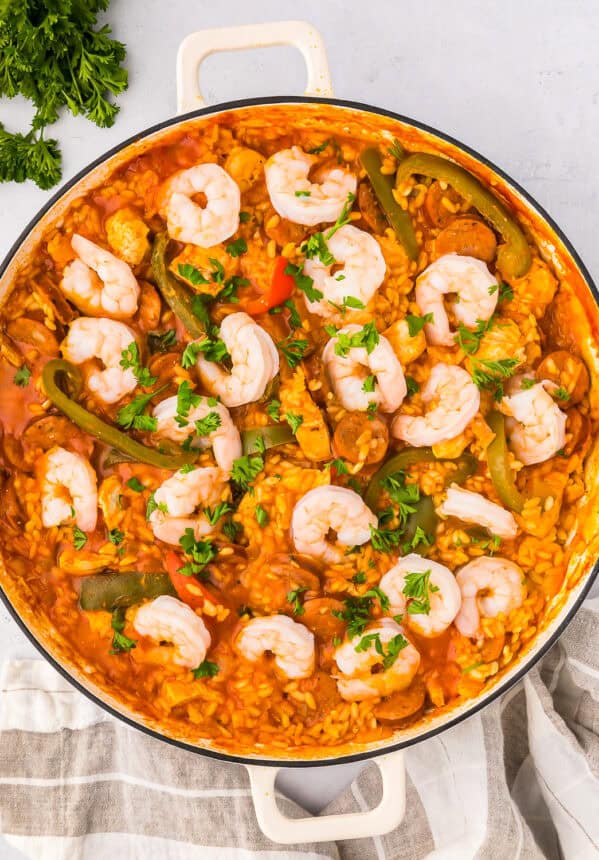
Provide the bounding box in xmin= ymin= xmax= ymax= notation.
xmin=285 ymin=412 xmax=304 ymax=435
xmin=307 ymin=139 xmax=330 ymax=154
xmin=271 ymin=298 xmax=302 ymax=330
xmin=366 ymin=401 xmax=378 ymax=419
xmin=120 ymin=341 xmax=157 ymax=387
xmin=110 ymin=607 xmax=136 ymax=655
xmin=194 ymin=336 xmax=230 ymax=364
xmin=147 ymin=329 xmax=177 ymax=354
xmin=284 ymin=262 xmax=323 ymax=303
xmin=72 ymin=526 xmax=87 ymax=550
xmin=402 ymin=570 xmax=439 ymax=615
xmin=116 ymin=384 xmax=166 ymax=431
xmin=192 ymin=660 xmax=219 ymax=678
xmin=287 ymin=586 xmax=307 ymax=615
xmin=181 ymin=341 xmax=202 ymax=369
xmin=303 ymin=231 xmax=335 ymax=266
xmin=203 ymin=502 xmax=232 ymax=526
xmin=403 ymin=525 xmax=433 ymax=554
xmin=488 ymin=281 xmax=514 ymax=302
xmin=255 ymin=504 xmax=269 ymax=527
xmin=352 ymin=571 xmax=367 ymax=584
xmin=388 ymin=138 xmax=406 ymax=161
xmin=225 ymin=238 xmax=247 ymax=257
xmin=362 ymin=374 xmax=376 ymax=393
xmin=472 ymin=358 xmax=519 ymax=401
xmin=553 ymin=386 xmax=570 ymax=401
xmin=178 ymin=263 xmax=209 ymax=285
xmin=454 ymin=318 xmax=493 ymax=355
xmin=331 ymin=588 xmax=390 ymax=638
xmin=325 ymin=192 xmax=355 ymax=240
xmin=180 ymin=463 xmax=196 ymax=474
xmin=295 ymin=190 xmax=311 ymax=197
xmin=175 ymin=380 xmax=202 ymax=427
xmin=470 ymin=532 xmax=501 ymax=555
xmin=406 ymin=376 xmax=420 ymax=396
xmin=223 ymin=518 xmax=242 ymax=542
xmin=178 ymin=528 xmax=217 ymax=577
xmin=14 ymin=365 xmax=31 ymax=387
xmin=231 ymin=453 xmax=264 ymax=492
xmin=520 ymin=377 xmax=535 ymax=390
xmin=107 ymin=528 xmax=124 ymax=546
xmin=266 ymin=399 xmax=281 ymax=422
xmin=334 ymin=321 xmax=379 ymax=357
xmin=277 ymin=334 xmax=308 ymax=368
xmin=406 ymin=313 xmax=434 ymax=337
xmin=354 ymin=631 xmax=408 ymax=669
xmin=126 ymin=477 xmax=144 ymax=493
xmin=239 ymin=211 xmax=251 ymax=223
xmin=380 ymin=472 xmax=420 ymax=527
xmin=146 ymin=493 xmax=167 ymax=520
xmin=194 ymin=411 xmax=221 ymax=437
xmin=326 ymin=458 xmax=349 ymax=475
xmin=370 ymin=523 xmax=402 ymax=553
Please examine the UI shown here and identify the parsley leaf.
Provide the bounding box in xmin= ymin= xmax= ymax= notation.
xmin=285 ymin=412 xmax=304 ymax=434
xmin=287 ymin=586 xmax=307 ymax=615
xmin=472 ymin=358 xmax=519 ymax=401
xmin=255 ymin=504 xmax=270 ymax=527
xmin=126 ymin=477 xmax=144 ymax=493
xmin=380 ymin=472 xmax=420 ymax=527
xmin=178 ymin=263 xmax=209 ymax=285
xmin=192 ymin=660 xmax=219 ymax=678
xmin=225 ymin=238 xmax=247 ymax=257
xmin=326 ymin=458 xmax=349 ymax=475
xmin=239 ymin=211 xmax=251 ymax=223
xmin=181 ymin=341 xmax=201 ymax=369
xmin=223 ymin=519 xmax=242 ymax=542
xmin=146 ymin=492 xmax=168 ymax=520
xmin=406 ymin=313 xmax=434 ymax=337
xmin=120 ymin=342 xmax=157 ymax=387
xmin=402 ymin=569 xmax=440 ymax=615
xmin=455 ymin=318 xmax=493 ymax=355
xmin=148 ymin=329 xmax=177 ymax=354
xmin=72 ymin=526 xmax=87 ymax=550
xmin=107 ymin=528 xmax=124 ymax=546
xmin=362 ymin=374 xmax=376 ymax=393
xmin=307 ymin=139 xmax=330 ymax=154
xmin=175 ymin=381 xmax=202 ymax=427
xmin=553 ymin=386 xmax=570 ymax=401
xmin=178 ymin=528 xmax=217 ymax=577
xmin=231 ymin=453 xmax=264 ymax=492
xmin=295 ymin=190 xmax=311 ymax=197
xmin=489 ymin=282 xmax=514 ymax=302
xmin=284 ymin=262 xmax=324 ymax=303
xmin=266 ymin=399 xmax=281 ymax=422
xmin=520 ymin=377 xmax=535 ymax=390
xmin=14 ymin=365 xmax=31 ymax=387
xmin=277 ymin=335 xmax=308 ymax=368
xmin=388 ymin=138 xmax=406 ymax=161
xmin=194 ymin=411 xmax=221 ymax=437
xmin=203 ymin=502 xmax=232 ymax=526
xmin=406 ymin=376 xmax=420 ymax=396
xmin=116 ymin=385 xmax=166 ymax=431
xmin=110 ymin=607 xmax=136 ymax=654
xmin=334 ymin=322 xmax=379 ymax=357
xmin=370 ymin=524 xmax=402 ymax=553
xmin=194 ymin=336 xmax=230 ymax=364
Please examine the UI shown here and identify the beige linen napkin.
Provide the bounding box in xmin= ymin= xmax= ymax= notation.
xmin=1 ymin=599 xmax=599 ymax=859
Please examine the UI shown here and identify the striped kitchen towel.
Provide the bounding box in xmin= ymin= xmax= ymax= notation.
xmin=1 ymin=599 xmax=599 ymax=859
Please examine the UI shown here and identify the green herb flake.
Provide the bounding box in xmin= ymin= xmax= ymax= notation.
xmin=107 ymin=528 xmax=124 ymax=546
xmin=406 ymin=376 xmax=420 ymax=396
xmin=287 ymin=586 xmax=308 ymax=615
xmin=266 ymin=399 xmax=281 ymax=422
xmin=72 ymin=526 xmax=87 ymax=550
xmin=239 ymin=211 xmax=251 ymax=223
xmin=192 ymin=660 xmax=219 ymax=679
xmin=362 ymin=374 xmax=376 ymax=393
xmin=225 ymin=238 xmax=247 ymax=258
xmin=307 ymin=139 xmax=331 ymax=154
xmin=255 ymin=504 xmax=270 ymax=528
xmin=334 ymin=321 xmax=380 ymax=357
xmin=148 ymin=329 xmax=177 ymax=354
xmin=295 ymin=190 xmax=311 ymax=197
xmin=126 ymin=477 xmax=144 ymax=493
xmin=406 ymin=313 xmax=434 ymax=337
xmin=194 ymin=411 xmax=222 ymax=437
xmin=110 ymin=607 xmax=136 ymax=655
xmin=402 ymin=569 xmax=439 ymax=615
xmin=285 ymin=412 xmax=304 ymax=435
xmin=231 ymin=453 xmax=264 ymax=492
xmin=326 ymin=458 xmax=349 ymax=475
xmin=284 ymin=263 xmax=323 ymax=303
xmin=14 ymin=365 xmax=31 ymax=387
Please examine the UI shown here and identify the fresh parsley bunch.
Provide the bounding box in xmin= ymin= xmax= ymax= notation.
xmin=0 ymin=0 xmax=128 ymax=189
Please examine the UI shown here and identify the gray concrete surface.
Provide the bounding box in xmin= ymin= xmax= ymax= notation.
xmin=0 ymin=0 xmax=598 ymax=846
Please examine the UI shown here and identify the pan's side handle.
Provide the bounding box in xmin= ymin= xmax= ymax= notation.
xmin=246 ymin=750 xmax=405 ymax=844
xmin=176 ymin=20 xmax=333 ymax=113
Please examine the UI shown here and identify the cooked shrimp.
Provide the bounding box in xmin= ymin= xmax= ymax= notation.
xmin=235 ymin=614 xmax=315 ymax=679
xmin=454 ymin=556 xmax=525 ymax=637
xmin=61 ymin=234 xmax=140 ymax=319
xmin=61 ymin=317 xmax=138 ymax=404
xmin=437 ymin=485 xmax=518 ymax=539
xmin=133 ymin=595 xmax=211 ymax=668
xmin=153 ymin=395 xmax=241 ymax=473
xmin=379 ymin=554 xmax=462 ymax=638
xmin=265 ymin=146 xmax=357 ymax=226
xmin=501 ymin=382 xmax=567 ymax=465
xmin=149 ymin=466 xmax=226 ymax=545
xmin=40 ymin=446 xmax=97 ymax=532
xmin=291 ymin=485 xmax=377 ymax=563
xmin=392 ymin=363 xmax=480 ymax=446
xmin=415 ymin=253 xmax=498 ymax=346
xmin=323 ymin=325 xmax=406 ymax=413
xmin=159 ymin=163 xmax=240 ymax=248
xmin=196 ymin=312 xmax=279 ymax=407
xmin=302 ymin=225 xmax=386 ymax=317
xmin=334 ymin=618 xmax=420 ymax=701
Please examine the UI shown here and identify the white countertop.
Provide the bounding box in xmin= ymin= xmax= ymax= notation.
xmin=1 ymin=0 xmax=598 ymax=828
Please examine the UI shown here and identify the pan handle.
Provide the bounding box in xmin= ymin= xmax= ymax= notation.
xmin=176 ymin=20 xmax=334 ymax=113
xmin=246 ymin=750 xmax=405 ymax=844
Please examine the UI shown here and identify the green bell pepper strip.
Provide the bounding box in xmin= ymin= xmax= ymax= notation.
xmin=79 ymin=572 xmax=175 ymax=611
xmin=486 ymin=411 xmax=525 ymax=512
xmin=151 ymin=233 xmax=207 ymax=338
xmin=395 ymin=152 xmax=532 ymax=278
xmin=241 ymin=424 xmax=296 ymax=455
xmin=42 ymin=360 xmax=196 ymax=470
xmin=360 ymin=147 xmax=419 ymax=261
xmin=364 ymin=447 xmax=477 ymax=510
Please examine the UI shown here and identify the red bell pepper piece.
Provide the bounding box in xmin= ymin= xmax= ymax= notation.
xmin=244 ymin=255 xmax=295 ymax=315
